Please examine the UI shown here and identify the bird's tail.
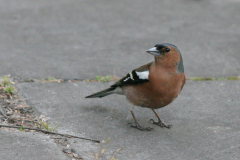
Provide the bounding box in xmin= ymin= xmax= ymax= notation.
xmin=85 ymin=87 xmax=116 ymax=98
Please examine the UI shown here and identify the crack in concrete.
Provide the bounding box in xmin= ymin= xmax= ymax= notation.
xmin=12 ymin=76 xmax=240 ymax=84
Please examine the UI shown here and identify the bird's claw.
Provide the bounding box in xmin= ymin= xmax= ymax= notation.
xmin=149 ymin=119 xmax=172 ymax=129
xmin=127 ymin=122 xmax=153 ymax=131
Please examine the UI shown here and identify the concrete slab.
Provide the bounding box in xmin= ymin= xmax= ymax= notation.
xmin=0 ymin=129 xmax=68 ymax=160
xmin=16 ymin=80 xmax=240 ymax=160
xmin=1 ymin=0 xmax=240 ymax=79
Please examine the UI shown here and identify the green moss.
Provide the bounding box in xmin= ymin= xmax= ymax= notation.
xmin=46 ymin=76 xmax=57 ymax=81
xmin=95 ymin=75 xmax=112 ymax=82
xmin=188 ymin=77 xmax=216 ymax=81
xmin=226 ymin=77 xmax=240 ymax=80
xmin=3 ymin=86 xmax=14 ymax=95
xmin=39 ymin=121 xmax=60 ymax=132
xmin=188 ymin=76 xmax=240 ymax=81
xmin=217 ymin=77 xmax=225 ymax=81
xmin=1 ymin=76 xmax=11 ymax=87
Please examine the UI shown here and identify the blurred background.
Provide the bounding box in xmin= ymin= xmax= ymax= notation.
xmin=1 ymin=0 xmax=240 ymax=79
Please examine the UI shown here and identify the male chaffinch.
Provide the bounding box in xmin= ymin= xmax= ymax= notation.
xmin=86 ymin=43 xmax=185 ymax=131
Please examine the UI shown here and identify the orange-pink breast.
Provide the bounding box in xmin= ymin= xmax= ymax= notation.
xmin=122 ymin=66 xmax=185 ymax=109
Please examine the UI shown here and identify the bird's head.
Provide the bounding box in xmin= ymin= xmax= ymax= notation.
xmin=146 ymin=43 xmax=184 ymax=73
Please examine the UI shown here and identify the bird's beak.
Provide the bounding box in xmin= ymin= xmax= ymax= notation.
xmin=146 ymin=47 xmax=160 ymax=56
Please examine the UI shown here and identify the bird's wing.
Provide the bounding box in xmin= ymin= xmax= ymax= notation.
xmin=111 ymin=62 xmax=153 ymax=88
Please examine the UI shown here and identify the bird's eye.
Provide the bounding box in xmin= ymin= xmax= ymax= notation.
xmin=165 ymin=48 xmax=170 ymax=52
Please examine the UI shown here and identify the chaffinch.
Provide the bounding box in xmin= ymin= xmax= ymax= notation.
xmin=86 ymin=43 xmax=185 ymax=131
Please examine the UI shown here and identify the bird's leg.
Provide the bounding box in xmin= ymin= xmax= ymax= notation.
xmin=150 ymin=109 xmax=172 ymax=128
xmin=128 ymin=110 xmax=153 ymax=131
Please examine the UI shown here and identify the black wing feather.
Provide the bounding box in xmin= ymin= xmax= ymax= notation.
xmin=85 ymin=62 xmax=152 ymax=98
xmin=111 ymin=70 xmax=148 ymax=88
xmin=111 ymin=62 xmax=152 ymax=88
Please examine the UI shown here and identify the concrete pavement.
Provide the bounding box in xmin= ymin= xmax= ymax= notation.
xmin=0 ymin=129 xmax=68 ymax=160
xmin=1 ymin=0 xmax=240 ymax=160
xmin=14 ymin=80 xmax=240 ymax=160
xmin=0 ymin=0 xmax=240 ymax=79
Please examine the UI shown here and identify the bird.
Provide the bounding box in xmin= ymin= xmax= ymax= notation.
xmin=85 ymin=43 xmax=185 ymax=131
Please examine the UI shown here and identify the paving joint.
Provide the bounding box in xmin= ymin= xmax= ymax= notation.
xmin=11 ymin=75 xmax=240 ymax=85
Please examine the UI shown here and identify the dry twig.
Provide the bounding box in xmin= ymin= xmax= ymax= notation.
xmin=0 ymin=124 xmax=100 ymax=143
xmin=0 ymin=106 xmax=10 ymax=119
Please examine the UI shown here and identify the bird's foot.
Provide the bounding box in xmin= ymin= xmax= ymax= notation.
xmin=128 ymin=122 xmax=153 ymax=131
xmin=149 ymin=119 xmax=172 ymax=129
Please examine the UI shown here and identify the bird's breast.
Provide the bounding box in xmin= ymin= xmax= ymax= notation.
xmin=123 ymin=67 xmax=185 ymax=109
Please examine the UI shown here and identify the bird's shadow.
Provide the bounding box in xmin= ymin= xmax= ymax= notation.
xmin=80 ymin=105 xmax=127 ymax=122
